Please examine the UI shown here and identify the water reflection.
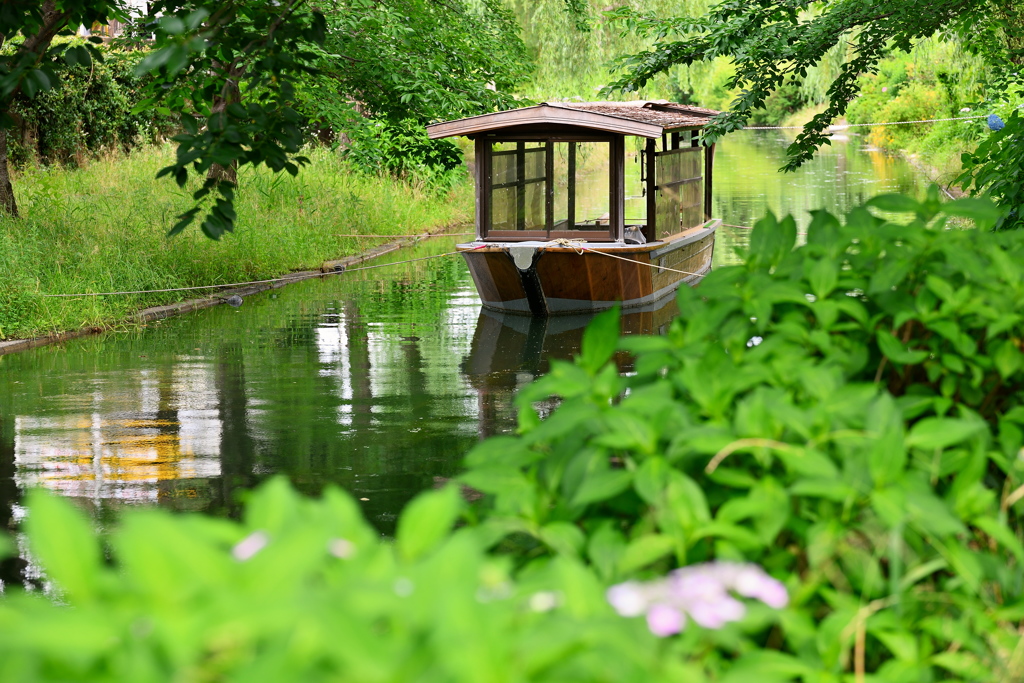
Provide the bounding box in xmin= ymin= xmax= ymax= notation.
xmin=0 ymin=132 xmax=926 ymax=589
xmin=712 ymin=130 xmax=922 ymax=265
xmin=464 ymin=300 xmax=679 ymax=438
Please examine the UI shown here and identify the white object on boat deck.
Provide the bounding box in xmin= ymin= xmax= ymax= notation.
xmin=509 ymin=246 xmax=537 ymax=271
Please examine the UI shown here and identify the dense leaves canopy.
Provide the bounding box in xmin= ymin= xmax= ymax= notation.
xmin=604 ymin=0 xmax=1018 ymax=170
xmin=0 ymin=0 xmax=551 ymax=236
xmin=294 ymin=0 xmax=531 ymax=179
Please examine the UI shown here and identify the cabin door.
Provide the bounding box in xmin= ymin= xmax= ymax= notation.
xmin=653 ymin=143 xmax=703 ymax=240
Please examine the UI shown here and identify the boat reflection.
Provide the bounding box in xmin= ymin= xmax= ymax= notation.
xmin=462 ymin=297 xmax=679 ymax=438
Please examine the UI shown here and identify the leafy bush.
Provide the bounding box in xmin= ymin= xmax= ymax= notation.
xmin=459 ymin=189 xmax=1024 ymax=680
xmin=959 ymin=109 xmax=1024 ymax=231
xmin=6 ymin=191 xmax=1024 ymax=681
xmin=6 ymin=46 xmax=176 ymax=167
xmin=341 ymin=117 xmax=464 ymax=189
xmin=0 ymin=479 xmax=762 ymax=682
xmin=747 ymin=79 xmax=808 ymax=127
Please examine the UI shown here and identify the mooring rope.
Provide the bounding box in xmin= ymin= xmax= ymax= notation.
xmin=743 ymin=113 xmax=989 ymax=131
xmin=541 ymin=237 xmax=706 ymax=278
xmin=333 ymin=232 xmax=474 ymax=238
xmin=723 ymin=222 xmax=807 ymax=236
xmin=584 ymin=246 xmax=705 ymax=277
xmin=40 ymin=251 xmax=463 ymax=298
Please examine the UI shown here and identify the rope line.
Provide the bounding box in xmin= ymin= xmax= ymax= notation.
xmin=743 ymin=113 xmax=989 ymax=131
xmin=722 ymin=222 xmax=807 ymax=236
xmin=40 ymin=251 xmax=462 ymax=298
xmin=333 ymin=232 xmax=474 ymax=238
xmin=583 ymin=245 xmax=704 ymax=277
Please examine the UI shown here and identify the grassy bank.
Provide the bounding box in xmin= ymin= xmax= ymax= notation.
xmin=0 ymin=146 xmax=473 ymax=340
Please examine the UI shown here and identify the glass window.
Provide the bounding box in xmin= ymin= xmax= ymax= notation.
xmin=487 ymin=139 xmax=612 ymax=237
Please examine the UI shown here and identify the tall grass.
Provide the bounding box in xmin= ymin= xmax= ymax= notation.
xmin=0 ymin=145 xmax=473 ymax=339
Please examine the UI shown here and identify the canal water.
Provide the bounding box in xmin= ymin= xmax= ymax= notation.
xmin=0 ymin=131 xmax=924 ymax=584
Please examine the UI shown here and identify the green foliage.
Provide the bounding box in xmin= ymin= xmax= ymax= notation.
xmin=959 ymin=110 xmax=1024 ymax=231
xmin=506 ymin=0 xmax=686 ymax=102
xmin=10 ymin=190 xmax=1024 ymax=680
xmin=0 ymin=145 xmax=472 ymax=339
xmin=602 ymin=1 xmax=1019 ymax=170
xmin=340 ymin=118 xmax=464 ymax=187
xmin=459 ymin=190 xmax=1024 ymax=679
xmin=5 ymin=46 xmax=174 ymax=167
xmin=312 ymin=0 xmax=530 ymax=123
xmin=292 ymin=0 xmax=531 ymax=181
xmin=747 ymin=79 xmax=807 ymax=127
xmin=840 ymin=44 xmax=994 ymax=176
xmin=0 ymin=479 xmax=703 ymax=682
xmin=132 ymin=0 xmax=328 ymax=239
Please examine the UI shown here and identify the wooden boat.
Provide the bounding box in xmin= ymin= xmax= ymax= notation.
xmin=427 ymin=100 xmax=721 ymax=316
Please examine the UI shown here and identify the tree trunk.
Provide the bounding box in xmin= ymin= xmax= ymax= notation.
xmin=0 ymin=127 xmax=18 ymax=217
xmin=207 ymin=65 xmax=244 ymax=185
xmin=0 ymin=0 xmax=72 ymax=217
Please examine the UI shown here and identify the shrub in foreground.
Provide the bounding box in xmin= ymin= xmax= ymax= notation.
xmin=0 ymin=479 xmax=784 ymax=682
xmin=460 ymin=189 xmax=1024 ymax=680
xmin=3 ymin=190 xmax=1024 ymax=681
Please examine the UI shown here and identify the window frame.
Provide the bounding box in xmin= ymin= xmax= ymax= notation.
xmin=476 ymin=132 xmax=625 ymax=243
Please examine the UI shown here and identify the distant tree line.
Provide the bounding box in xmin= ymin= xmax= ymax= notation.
xmin=0 ymin=0 xmax=583 ymax=238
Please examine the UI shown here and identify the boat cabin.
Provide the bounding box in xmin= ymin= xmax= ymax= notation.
xmin=426 ymin=100 xmax=719 ymax=244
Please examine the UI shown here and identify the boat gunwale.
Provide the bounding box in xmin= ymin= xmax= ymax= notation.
xmin=455 ymin=219 xmax=720 ymax=255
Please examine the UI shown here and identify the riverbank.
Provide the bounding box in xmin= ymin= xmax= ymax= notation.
xmin=776 ymin=104 xmax=979 ymax=195
xmin=0 ymin=145 xmax=474 ymax=340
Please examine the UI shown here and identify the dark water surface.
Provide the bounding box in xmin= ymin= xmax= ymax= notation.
xmin=0 ymin=132 xmax=924 ymax=587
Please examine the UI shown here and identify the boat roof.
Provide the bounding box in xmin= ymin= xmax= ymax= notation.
xmin=426 ymin=100 xmax=720 ymax=140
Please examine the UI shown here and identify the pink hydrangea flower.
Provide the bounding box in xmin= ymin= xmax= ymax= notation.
xmin=606 ymin=562 xmax=788 ymax=636
xmin=647 ymin=604 xmax=686 ymax=636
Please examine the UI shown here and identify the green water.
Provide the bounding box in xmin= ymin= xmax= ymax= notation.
xmin=0 ymin=132 xmax=923 ymax=589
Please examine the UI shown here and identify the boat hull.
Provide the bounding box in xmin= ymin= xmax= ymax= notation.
xmin=459 ymin=220 xmax=719 ymax=316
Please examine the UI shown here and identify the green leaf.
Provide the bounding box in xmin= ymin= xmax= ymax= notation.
xmin=395 ymin=485 xmax=462 ymax=561
xmin=464 ymin=435 xmax=540 ymax=469
xmin=538 ymin=521 xmax=586 ymax=557
xmin=805 ymin=256 xmax=838 ymax=298
xmin=931 ymin=652 xmax=989 ymax=680
xmin=905 ymin=418 xmax=986 ymax=451
xmin=24 ymin=489 xmax=102 ymax=603
xmin=634 ymin=456 xmax=671 ymax=504
xmin=617 ymin=534 xmax=675 ymax=574
xmin=867 ymin=194 xmax=921 ymax=213
xmin=974 ymin=516 xmax=1024 ymax=563
xmin=594 ymin=413 xmax=656 ymax=453
xmin=460 ymin=467 xmax=531 ymax=496
xmin=942 ymin=197 xmax=1003 ymax=227
xmin=872 ymin=630 xmax=918 ymax=661
xmin=578 ymin=306 xmax=620 ymax=374
xmin=876 ymin=330 xmax=928 ymax=364
xmin=868 ymin=393 xmax=907 ymax=486
xmin=790 ymin=478 xmax=857 ymax=501
xmin=942 ymin=540 xmax=983 ymax=592
xmin=994 ymin=340 xmax=1023 ymax=379
xmin=748 ymin=212 xmax=797 ymax=269
xmin=587 ymin=524 xmax=626 ymax=579
xmin=571 ymin=469 xmax=633 ymax=507
xmin=720 ymin=651 xmax=817 ymax=682
xmin=158 ymin=15 xmax=186 ymax=34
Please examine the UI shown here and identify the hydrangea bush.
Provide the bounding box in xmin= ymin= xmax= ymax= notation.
xmin=460 ymin=188 xmax=1024 ymax=680
xmin=2 ymin=189 xmax=1023 ymax=681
